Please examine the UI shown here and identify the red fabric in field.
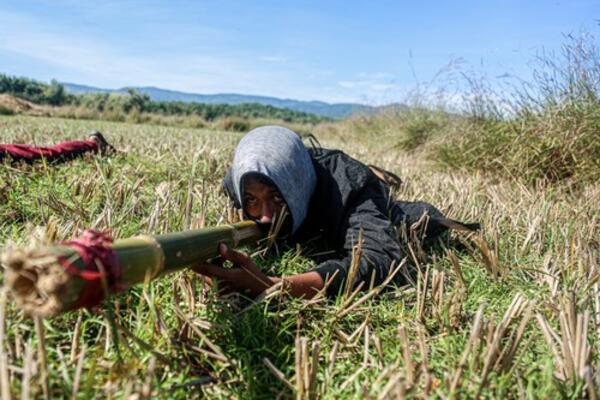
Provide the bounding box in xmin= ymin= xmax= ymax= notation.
xmin=0 ymin=140 xmax=98 ymax=163
xmin=57 ymin=230 xmax=124 ymax=310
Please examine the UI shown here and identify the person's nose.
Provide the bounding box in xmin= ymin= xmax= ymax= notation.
xmin=259 ymin=201 xmax=275 ymax=224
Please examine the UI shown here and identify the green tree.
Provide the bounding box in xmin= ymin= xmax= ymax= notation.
xmin=43 ymin=79 xmax=67 ymax=105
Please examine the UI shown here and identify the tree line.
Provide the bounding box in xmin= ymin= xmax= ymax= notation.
xmin=0 ymin=74 xmax=327 ymax=123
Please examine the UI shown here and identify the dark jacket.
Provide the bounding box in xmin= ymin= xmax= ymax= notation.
xmin=224 ymin=148 xmax=477 ymax=297
xmin=292 ymin=148 xmax=406 ymax=296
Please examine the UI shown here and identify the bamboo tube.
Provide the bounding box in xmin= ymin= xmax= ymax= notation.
xmin=2 ymin=221 xmax=265 ymax=317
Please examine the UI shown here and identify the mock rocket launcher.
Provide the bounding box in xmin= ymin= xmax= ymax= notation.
xmin=1 ymin=221 xmax=265 ymax=317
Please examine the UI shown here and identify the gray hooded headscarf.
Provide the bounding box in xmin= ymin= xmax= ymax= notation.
xmin=230 ymin=125 xmax=317 ymax=234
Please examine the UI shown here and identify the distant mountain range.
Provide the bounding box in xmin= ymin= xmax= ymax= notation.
xmin=62 ymin=83 xmax=379 ymax=119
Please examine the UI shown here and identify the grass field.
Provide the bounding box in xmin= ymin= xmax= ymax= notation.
xmin=0 ymin=113 xmax=598 ymax=399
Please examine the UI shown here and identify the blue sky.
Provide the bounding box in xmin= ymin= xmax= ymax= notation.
xmin=0 ymin=1 xmax=598 ymax=104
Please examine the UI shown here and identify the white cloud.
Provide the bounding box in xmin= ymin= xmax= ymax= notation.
xmin=260 ymin=55 xmax=288 ymax=63
xmin=0 ymin=9 xmax=393 ymax=104
xmin=0 ymin=10 xmax=283 ymax=94
xmin=369 ymin=83 xmax=398 ymax=91
xmin=357 ymin=71 xmax=396 ymax=79
xmin=338 ymin=74 xmax=398 ymax=93
xmin=338 ymin=80 xmax=368 ymax=88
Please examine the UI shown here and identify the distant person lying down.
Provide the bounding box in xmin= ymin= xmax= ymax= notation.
xmin=0 ymin=131 xmax=114 ymax=164
xmin=193 ymin=126 xmax=479 ymax=299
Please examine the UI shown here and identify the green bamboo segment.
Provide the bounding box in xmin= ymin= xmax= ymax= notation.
xmin=1 ymin=221 xmax=265 ymax=317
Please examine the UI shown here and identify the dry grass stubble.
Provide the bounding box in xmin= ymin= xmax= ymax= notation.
xmin=0 ymin=115 xmax=598 ymax=398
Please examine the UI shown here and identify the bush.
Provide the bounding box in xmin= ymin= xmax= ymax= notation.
xmin=434 ymin=33 xmax=600 ymax=185
xmin=314 ymin=106 xmax=449 ymax=153
xmin=0 ymin=105 xmax=15 ymax=115
xmin=217 ymin=117 xmax=251 ymax=132
xmin=397 ymin=110 xmax=445 ymax=151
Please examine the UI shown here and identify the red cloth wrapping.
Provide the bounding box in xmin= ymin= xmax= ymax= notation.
xmin=0 ymin=139 xmax=98 ymax=164
xmin=57 ymin=230 xmax=125 ymax=310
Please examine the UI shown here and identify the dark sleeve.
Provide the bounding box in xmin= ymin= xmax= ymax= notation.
xmin=311 ymin=184 xmax=406 ymax=297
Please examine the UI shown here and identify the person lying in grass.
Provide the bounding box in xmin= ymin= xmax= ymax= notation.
xmin=0 ymin=130 xmax=115 ymax=164
xmin=193 ymin=125 xmax=478 ymax=299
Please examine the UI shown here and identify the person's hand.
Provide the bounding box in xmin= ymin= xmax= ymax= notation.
xmin=192 ymin=243 xmax=275 ymax=296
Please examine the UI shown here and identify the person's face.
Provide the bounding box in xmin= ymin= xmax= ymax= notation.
xmin=243 ymin=178 xmax=286 ymax=224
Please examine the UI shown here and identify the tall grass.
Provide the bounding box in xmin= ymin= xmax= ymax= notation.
xmin=316 ymin=106 xmax=453 ymax=154
xmin=316 ymin=34 xmax=600 ymax=186
xmin=435 ymin=33 xmax=600 ymax=185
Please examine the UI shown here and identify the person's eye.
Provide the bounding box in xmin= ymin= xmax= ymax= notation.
xmin=245 ymin=196 xmax=257 ymax=206
xmin=273 ymin=193 xmax=284 ymax=204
